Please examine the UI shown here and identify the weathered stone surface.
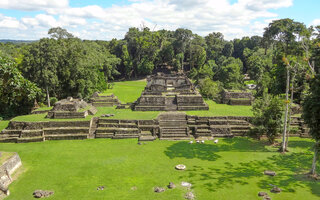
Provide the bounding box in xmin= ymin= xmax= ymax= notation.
xmin=96 ymin=186 xmax=105 ymax=190
xmin=168 ymin=182 xmax=176 ymax=189
xmin=33 ymin=190 xmax=54 ymax=198
xmin=270 ymin=187 xmax=281 ymax=193
xmin=135 ymin=73 xmax=208 ymax=111
xmin=154 ymin=187 xmax=165 ymax=193
xmin=181 ymin=182 xmax=192 ymax=188
xmin=264 ymin=170 xmax=276 ymax=176
xmin=258 ymin=192 xmax=268 ymax=196
xmin=185 ymin=192 xmax=195 ymax=200
xmin=175 ymin=164 xmax=186 ymax=170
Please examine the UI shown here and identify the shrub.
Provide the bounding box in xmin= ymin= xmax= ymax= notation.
xmin=250 ymin=93 xmax=284 ymax=143
xmin=198 ymin=78 xmax=223 ymax=102
xmin=50 ymin=97 xmax=58 ymax=105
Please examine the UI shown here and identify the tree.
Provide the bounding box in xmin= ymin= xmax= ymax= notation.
xmin=0 ymin=55 xmax=42 ymax=118
xmin=302 ymin=74 xmax=320 ymax=176
xmin=250 ymin=94 xmax=284 ymax=143
xmin=48 ymin=27 xmax=74 ymax=39
xmin=198 ymin=77 xmax=222 ymax=102
xmin=21 ymin=38 xmax=59 ymax=106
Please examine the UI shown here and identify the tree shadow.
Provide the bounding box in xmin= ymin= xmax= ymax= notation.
xmin=164 ymin=138 xmax=320 ymax=197
xmin=164 ymin=138 xmax=271 ymax=162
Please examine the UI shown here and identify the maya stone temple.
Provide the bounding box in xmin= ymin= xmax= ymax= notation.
xmin=134 ymin=72 xmax=209 ymax=111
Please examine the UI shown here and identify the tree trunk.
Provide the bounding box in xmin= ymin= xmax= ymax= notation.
xmin=310 ymin=141 xmax=319 ymax=175
xmin=46 ymin=85 xmax=50 ymax=107
xmin=281 ymin=67 xmax=290 ymax=153
xmin=285 ymin=71 xmax=296 ymax=150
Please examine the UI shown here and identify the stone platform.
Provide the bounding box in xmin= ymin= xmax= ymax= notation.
xmin=134 ymin=73 xmax=208 ymax=111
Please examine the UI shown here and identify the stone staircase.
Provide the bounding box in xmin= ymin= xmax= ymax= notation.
xmin=95 ymin=119 xmax=140 ymax=139
xmin=138 ymin=120 xmax=157 ymax=141
xmin=90 ymin=94 xmax=120 ymax=107
xmin=290 ymin=116 xmax=310 ymax=137
xmin=158 ymin=112 xmax=190 ymax=140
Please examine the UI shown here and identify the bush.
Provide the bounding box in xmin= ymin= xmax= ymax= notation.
xmin=50 ymin=97 xmax=58 ymax=105
xmin=198 ymin=78 xmax=223 ymax=102
xmin=250 ymin=93 xmax=284 ymax=143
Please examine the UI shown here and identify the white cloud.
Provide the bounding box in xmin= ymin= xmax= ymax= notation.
xmin=0 ymin=0 xmax=298 ymax=40
xmin=0 ymin=0 xmax=68 ymax=11
xmin=312 ymin=19 xmax=320 ymax=26
xmin=0 ymin=14 xmax=26 ymax=29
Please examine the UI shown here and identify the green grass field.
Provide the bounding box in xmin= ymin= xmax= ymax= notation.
xmin=0 ymin=137 xmax=319 ymax=200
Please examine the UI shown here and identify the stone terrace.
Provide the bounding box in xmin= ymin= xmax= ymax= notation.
xmin=134 ymin=72 xmax=209 ymax=111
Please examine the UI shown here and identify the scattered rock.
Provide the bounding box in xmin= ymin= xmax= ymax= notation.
xmin=201 ymin=140 xmax=205 ymax=144
xmin=270 ymin=186 xmax=281 ymax=193
xmin=33 ymin=190 xmax=54 ymax=198
xmin=101 ymin=114 xmax=115 ymax=117
xmin=196 ymin=140 xmax=200 ymax=143
xmin=185 ymin=191 xmax=195 ymax=200
xmin=131 ymin=186 xmax=137 ymax=191
xmin=214 ymin=139 xmax=219 ymax=144
xmin=264 ymin=170 xmax=276 ymax=176
xmin=188 ymin=141 xmax=193 ymax=144
xmin=154 ymin=187 xmax=165 ymax=193
xmin=137 ymin=142 xmax=142 ymax=145
xmin=97 ymin=186 xmax=105 ymax=190
xmin=168 ymin=182 xmax=176 ymax=189
xmin=264 ymin=195 xmax=271 ymax=200
xmin=175 ymin=164 xmax=186 ymax=170
xmin=181 ymin=182 xmax=192 ymax=188
xmin=258 ymin=192 xmax=268 ymax=197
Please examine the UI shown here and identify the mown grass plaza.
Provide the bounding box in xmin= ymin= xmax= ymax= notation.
xmin=0 ymin=79 xmax=319 ymax=200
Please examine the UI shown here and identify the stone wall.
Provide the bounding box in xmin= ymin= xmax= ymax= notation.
xmin=222 ymin=90 xmax=253 ymax=105
xmin=0 ymin=153 xmax=22 ymax=194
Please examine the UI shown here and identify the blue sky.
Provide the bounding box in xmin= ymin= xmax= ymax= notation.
xmin=0 ymin=0 xmax=319 ymax=40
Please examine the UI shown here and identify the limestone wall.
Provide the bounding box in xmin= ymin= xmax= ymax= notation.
xmin=0 ymin=153 xmax=22 ymax=192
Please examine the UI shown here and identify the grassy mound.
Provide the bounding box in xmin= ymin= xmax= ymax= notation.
xmin=0 ymin=137 xmax=318 ymax=200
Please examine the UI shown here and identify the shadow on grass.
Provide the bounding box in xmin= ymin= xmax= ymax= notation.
xmin=164 ymin=137 xmax=271 ymax=161
xmin=165 ymin=138 xmax=320 ymax=197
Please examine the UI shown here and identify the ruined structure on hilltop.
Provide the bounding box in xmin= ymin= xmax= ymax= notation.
xmin=47 ymin=97 xmax=97 ymax=119
xmin=134 ymin=72 xmax=209 ymax=111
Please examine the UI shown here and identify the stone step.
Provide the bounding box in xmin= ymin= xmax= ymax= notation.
xmin=113 ymin=134 xmax=139 ymax=139
xmin=231 ymin=130 xmax=249 ymax=136
xmin=21 ymin=130 xmax=43 ymax=138
xmin=95 ymin=133 xmax=114 ymax=138
xmin=140 ymin=131 xmax=152 ymax=136
xmin=161 ymin=133 xmax=188 ymax=137
xmin=92 ymin=102 xmax=115 ymax=107
xmin=208 ymin=120 xmax=228 ymax=125
xmin=99 ymin=119 xmax=120 ymax=123
xmin=230 ymin=125 xmax=250 ymax=130
xmin=17 ymin=137 xmax=44 ymax=143
xmin=159 ymin=121 xmax=187 ymax=126
xmin=44 ymin=127 xmax=89 ymax=135
xmin=45 ymin=134 xmax=88 ymax=140
xmin=139 ymin=136 xmax=156 ymax=141
xmin=1 ymin=129 xmax=22 ymax=135
xmin=98 ymin=123 xmax=137 ymax=128
xmin=212 ymin=134 xmax=234 ymax=137
xmin=227 ymin=120 xmax=250 ymax=125
xmin=96 ymin=127 xmax=139 ymax=134
xmin=160 ymin=137 xmax=190 ymax=140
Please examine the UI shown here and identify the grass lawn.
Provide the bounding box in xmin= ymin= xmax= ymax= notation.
xmin=186 ymin=100 xmax=253 ymax=116
xmin=7 ymin=79 xmax=252 ymax=123
xmin=0 ymin=120 xmax=9 ymax=131
xmin=0 ymin=137 xmax=319 ymax=200
xmin=101 ymin=80 xmax=147 ymax=103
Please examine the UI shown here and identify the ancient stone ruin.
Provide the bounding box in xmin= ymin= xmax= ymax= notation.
xmin=90 ymin=92 xmax=120 ymax=107
xmin=134 ymin=72 xmax=209 ymax=111
xmin=47 ymin=97 xmax=97 ymax=119
xmin=221 ymin=90 xmax=254 ymax=105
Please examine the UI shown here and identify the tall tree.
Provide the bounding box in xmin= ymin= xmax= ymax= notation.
xmin=303 ymin=74 xmax=320 ymax=176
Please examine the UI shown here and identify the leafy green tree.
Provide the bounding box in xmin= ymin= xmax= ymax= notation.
xmin=198 ymin=77 xmax=222 ymax=102
xmin=0 ymin=56 xmax=42 ymax=118
xmin=302 ymin=74 xmax=320 ymax=176
xmin=20 ymin=38 xmax=59 ymax=106
xmin=48 ymin=27 xmax=74 ymax=39
xmin=250 ymin=94 xmax=284 ymax=143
